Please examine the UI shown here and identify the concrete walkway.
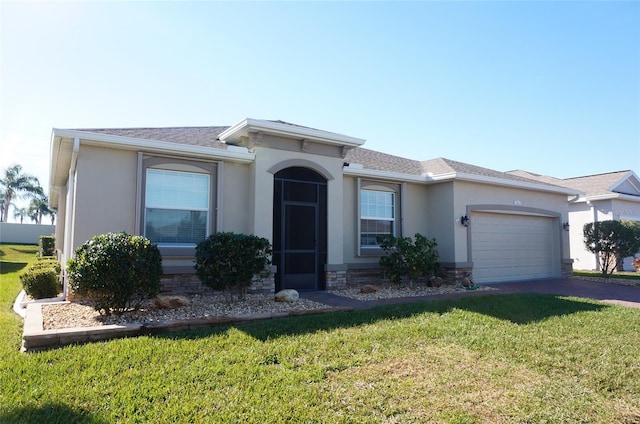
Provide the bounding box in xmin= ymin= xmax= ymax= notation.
xmin=301 ymin=278 xmax=640 ymax=310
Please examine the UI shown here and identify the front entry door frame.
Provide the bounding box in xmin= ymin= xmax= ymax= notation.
xmin=273 ymin=167 xmax=327 ymax=292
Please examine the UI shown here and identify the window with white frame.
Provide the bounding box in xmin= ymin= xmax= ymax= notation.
xmin=145 ymin=169 xmax=210 ymax=245
xmin=360 ymin=189 xmax=395 ymax=247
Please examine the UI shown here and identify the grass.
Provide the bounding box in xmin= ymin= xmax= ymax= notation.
xmin=1 ymin=244 xmax=639 ymax=423
xmin=574 ymin=270 xmax=640 ymax=280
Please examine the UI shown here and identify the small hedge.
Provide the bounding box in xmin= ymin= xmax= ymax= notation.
xmin=38 ymin=235 xmax=56 ymax=258
xmin=21 ymin=258 xmax=62 ymax=299
xmin=195 ymin=232 xmax=272 ymax=301
xmin=67 ymin=232 xmax=162 ymax=315
xmin=378 ymin=233 xmax=440 ymax=285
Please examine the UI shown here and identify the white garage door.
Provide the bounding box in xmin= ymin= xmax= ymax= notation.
xmin=471 ymin=212 xmax=559 ymax=284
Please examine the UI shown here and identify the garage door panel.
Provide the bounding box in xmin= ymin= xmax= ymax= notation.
xmin=471 ymin=212 xmax=559 ymax=284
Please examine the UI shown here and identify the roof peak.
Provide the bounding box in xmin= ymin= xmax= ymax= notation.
xmin=563 ymin=170 xmax=632 ymax=181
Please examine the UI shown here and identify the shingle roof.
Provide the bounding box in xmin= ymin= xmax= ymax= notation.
xmin=423 ymin=158 xmax=558 ymax=185
xmin=561 ymin=171 xmax=633 ymax=197
xmin=74 ymin=126 xmax=230 ymax=149
xmin=344 ymin=148 xmax=425 ymax=175
xmin=508 ymin=170 xmax=640 ymax=198
xmin=71 ymin=125 xmax=572 ymax=190
xmin=507 ymin=170 xmax=565 ymax=185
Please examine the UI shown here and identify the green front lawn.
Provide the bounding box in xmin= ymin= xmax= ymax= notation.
xmin=574 ymin=270 xmax=640 ymax=280
xmin=1 ymin=244 xmax=639 ymax=423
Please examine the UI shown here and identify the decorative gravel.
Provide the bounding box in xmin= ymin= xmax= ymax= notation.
xmin=333 ymin=283 xmax=496 ymax=301
xmin=40 ymin=284 xmax=496 ymax=330
xmin=41 ymin=294 xmax=332 ymax=331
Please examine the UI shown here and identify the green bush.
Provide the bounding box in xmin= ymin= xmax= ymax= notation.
xmin=38 ymin=235 xmax=56 ymax=258
xmin=584 ymin=220 xmax=640 ymax=277
xmin=195 ymin=232 xmax=272 ymax=301
xmin=377 ymin=233 xmax=440 ymax=285
xmin=30 ymin=257 xmax=62 ymax=275
xmin=21 ymin=267 xmax=60 ymax=299
xmin=67 ymin=232 xmax=163 ymax=315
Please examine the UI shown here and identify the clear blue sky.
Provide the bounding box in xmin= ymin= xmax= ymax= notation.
xmin=1 ymin=1 xmax=639 ymax=220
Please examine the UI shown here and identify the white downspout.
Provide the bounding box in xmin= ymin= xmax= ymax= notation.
xmin=62 ymin=137 xmax=80 ymax=299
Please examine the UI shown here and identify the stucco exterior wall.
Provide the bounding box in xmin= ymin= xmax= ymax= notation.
xmin=219 ymin=161 xmax=251 ymax=234
xmin=567 ymin=202 xmax=596 ymax=270
xmin=452 ymin=180 xmax=571 ymax=263
xmin=342 ymin=176 xmax=429 ymax=266
xmin=613 ymin=199 xmax=640 ymax=221
xmin=403 ymin=182 xmax=430 ymax=238
xmin=72 ymin=145 xmax=138 ymax=250
xmin=424 ymin=182 xmax=456 ymax=263
xmin=251 ymin=145 xmax=345 ymax=265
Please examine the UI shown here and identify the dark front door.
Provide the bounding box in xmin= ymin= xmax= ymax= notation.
xmin=273 ymin=167 xmax=327 ymax=291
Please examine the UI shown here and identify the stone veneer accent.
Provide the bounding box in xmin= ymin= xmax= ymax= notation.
xmin=561 ymin=260 xmax=574 ymax=279
xmin=160 ymin=274 xmax=215 ymax=295
xmin=325 ymin=269 xmax=347 ymax=290
xmin=160 ymin=266 xmax=277 ymax=295
xmin=346 ymin=268 xmax=383 ymax=285
xmin=438 ymin=265 xmax=473 ymax=286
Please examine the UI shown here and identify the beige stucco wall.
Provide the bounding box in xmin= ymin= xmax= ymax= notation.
xmin=342 ymin=176 xmax=430 ymax=266
xmin=72 ymin=145 xmax=138 ymax=251
xmin=424 ymin=182 xmax=456 ymax=263
xmin=452 ymin=180 xmax=571 ymax=264
xmin=568 ymin=202 xmax=598 ymax=270
xmin=250 ymin=144 xmax=345 ymax=265
xmin=218 ymin=161 xmax=251 ymax=234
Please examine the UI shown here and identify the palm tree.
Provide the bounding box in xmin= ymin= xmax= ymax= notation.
xmin=28 ymin=195 xmax=53 ymax=225
xmin=13 ymin=207 xmax=28 ymax=224
xmin=0 ymin=164 xmax=42 ymax=222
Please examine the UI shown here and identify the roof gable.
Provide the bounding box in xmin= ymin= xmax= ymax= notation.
xmin=610 ymin=172 xmax=640 ymax=196
xmin=562 ymin=170 xmax=639 ymax=198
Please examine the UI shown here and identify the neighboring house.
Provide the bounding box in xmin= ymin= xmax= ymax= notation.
xmin=509 ymin=170 xmax=640 ymax=271
xmin=49 ymin=118 xmax=578 ymax=295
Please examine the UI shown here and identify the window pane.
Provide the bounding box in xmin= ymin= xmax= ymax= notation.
xmin=360 ymin=219 xmax=395 ymax=247
xmin=145 ymin=209 xmax=207 ymax=245
xmin=145 ymin=168 xmax=210 ymax=245
xmin=360 ymin=189 xmax=396 ymax=247
xmin=361 ymin=190 xmax=394 ymax=219
xmin=146 ymin=169 xmax=209 ymax=210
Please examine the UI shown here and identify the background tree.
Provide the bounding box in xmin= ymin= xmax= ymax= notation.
xmin=28 ymin=194 xmax=53 ymax=225
xmin=0 ymin=164 xmax=42 ymax=222
xmin=13 ymin=207 xmax=28 ymax=224
xmin=583 ymin=220 xmax=640 ymax=277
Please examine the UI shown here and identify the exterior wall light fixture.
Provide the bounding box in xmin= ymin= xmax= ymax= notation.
xmin=460 ymin=215 xmax=470 ymax=227
xmin=563 ymin=222 xmax=570 ymax=231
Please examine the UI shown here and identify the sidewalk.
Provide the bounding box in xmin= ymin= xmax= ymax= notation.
xmin=301 ymin=278 xmax=640 ymax=310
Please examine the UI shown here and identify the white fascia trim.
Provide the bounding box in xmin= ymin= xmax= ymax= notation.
xmin=579 ymin=193 xmax=640 ymax=203
xmin=344 ymin=167 xmax=581 ymax=194
xmin=52 ymin=128 xmax=255 ymax=163
xmin=343 ymin=166 xmax=430 ymax=183
xmin=219 ymin=118 xmax=366 ymax=147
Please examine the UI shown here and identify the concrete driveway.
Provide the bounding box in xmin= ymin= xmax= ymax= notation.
xmin=302 ymin=278 xmax=640 ymax=310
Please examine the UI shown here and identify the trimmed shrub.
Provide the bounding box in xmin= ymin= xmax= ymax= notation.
xmin=67 ymin=232 xmax=162 ymax=315
xmin=584 ymin=220 xmax=640 ymax=277
xmin=21 ymin=267 xmax=60 ymax=299
xmin=38 ymin=235 xmax=56 ymax=258
xmin=378 ymin=233 xmax=440 ymax=286
xmin=30 ymin=257 xmax=62 ymax=275
xmin=195 ymin=232 xmax=272 ymax=301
